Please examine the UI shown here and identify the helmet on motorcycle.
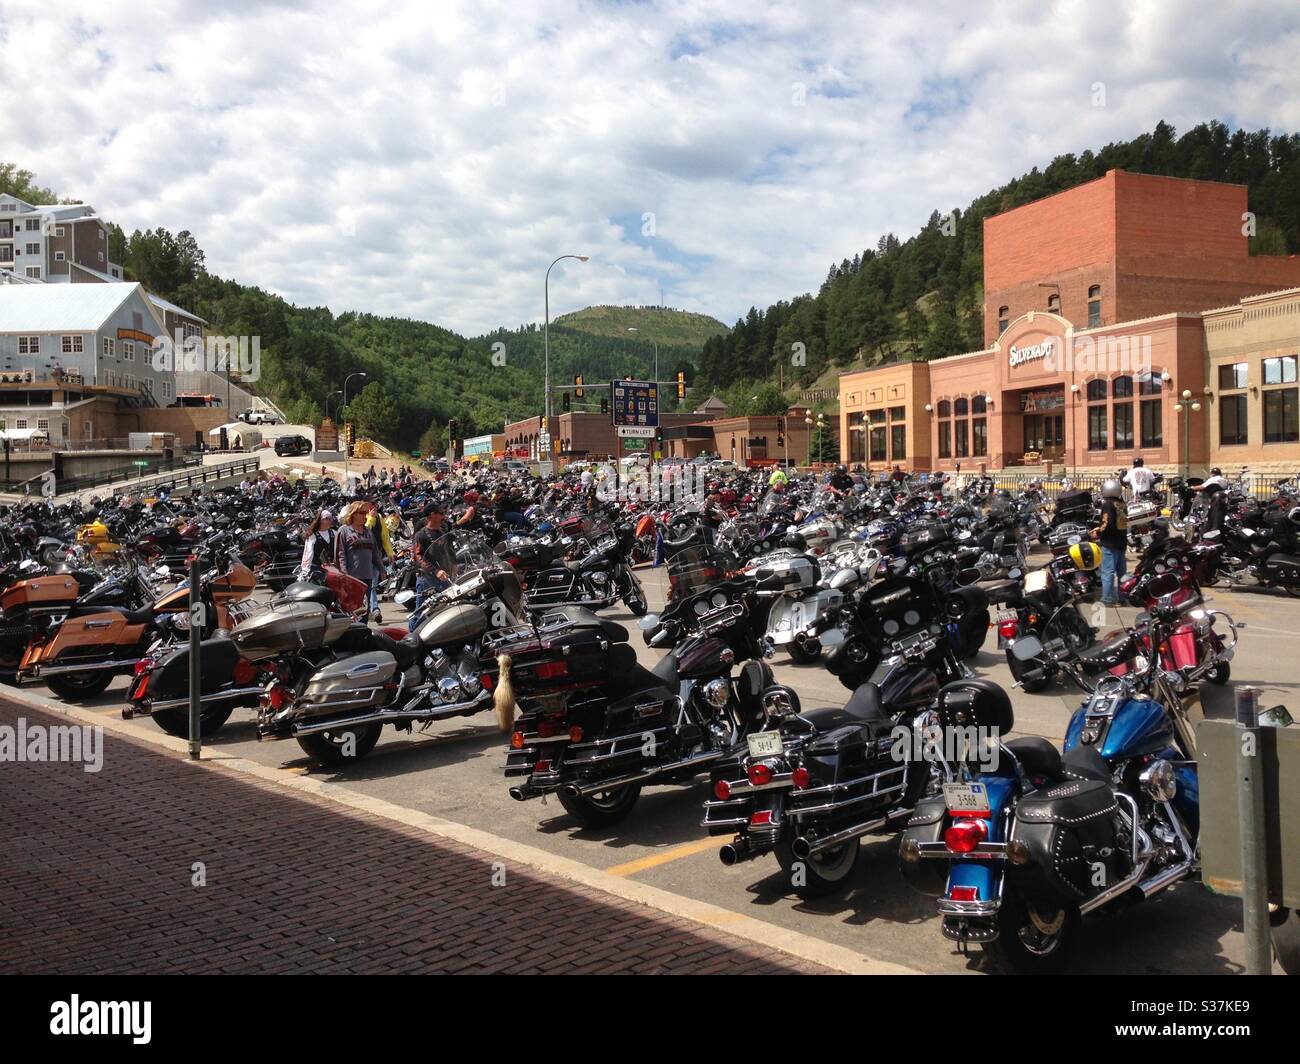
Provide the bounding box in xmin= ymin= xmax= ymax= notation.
xmin=1069 ymin=541 xmax=1102 ymax=571
xmin=1101 ymin=478 xmax=1123 ymax=499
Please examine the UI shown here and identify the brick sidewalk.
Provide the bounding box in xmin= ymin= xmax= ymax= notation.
xmin=0 ymin=700 xmax=830 ymax=975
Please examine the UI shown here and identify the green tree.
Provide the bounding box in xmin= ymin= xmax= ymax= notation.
xmin=345 ymin=381 xmax=398 ymax=439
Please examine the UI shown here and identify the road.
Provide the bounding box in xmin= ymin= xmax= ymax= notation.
xmin=44 ymin=564 xmax=1295 ymax=974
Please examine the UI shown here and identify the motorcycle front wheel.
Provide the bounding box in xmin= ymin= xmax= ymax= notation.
xmin=622 ymin=573 xmax=648 ymax=617
xmin=296 ymin=722 xmax=383 ymax=767
xmin=982 ymin=889 xmax=1078 ymax=975
xmin=558 ymin=783 xmax=642 ymax=827
xmin=775 ymin=839 xmax=858 ymax=898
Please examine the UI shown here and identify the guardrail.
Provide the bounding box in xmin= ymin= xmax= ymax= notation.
xmin=109 ymin=456 xmax=261 ymax=499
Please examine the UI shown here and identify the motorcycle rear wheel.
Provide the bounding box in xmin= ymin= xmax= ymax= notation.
xmin=45 ymin=668 xmax=114 ymax=702
xmin=786 ymin=638 xmax=821 ymax=665
xmin=296 ymin=722 xmax=383 ymax=767
xmin=558 ymin=783 xmax=642 ymax=828
xmin=152 ymin=705 xmax=235 ymax=738
xmin=982 ymin=890 xmax=1078 ymax=974
xmin=775 ymin=839 xmax=858 ymax=898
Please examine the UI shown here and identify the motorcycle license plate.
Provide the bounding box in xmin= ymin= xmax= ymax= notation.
xmin=942 ymin=782 xmax=991 ymax=816
xmin=746 ymin=732 xmax=783 ymax=758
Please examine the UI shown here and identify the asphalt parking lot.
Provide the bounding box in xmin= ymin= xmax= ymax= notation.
xmin=49 ymin=563 xmax=1296 ymax=974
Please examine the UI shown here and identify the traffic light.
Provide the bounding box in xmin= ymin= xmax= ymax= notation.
xmin=562 ymin=391 xmax=570 ymax=412
xmin=574 ymin=375 xmax=584 ymax=399
xmin=600 ymin=396 xmax=608 ymax=414
xmin=539 ymin=415 xmax=547 ymax=433
xmin=448 ymin=417 xmax=458 ymax=442
xmin=676 ymin=370 xmax=685 ymax=400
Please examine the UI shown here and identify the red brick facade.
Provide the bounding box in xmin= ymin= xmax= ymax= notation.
xmin=984 ymin=170 xmax=1300 ymax=347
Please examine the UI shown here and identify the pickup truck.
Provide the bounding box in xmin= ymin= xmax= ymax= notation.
xmin=239 ymin=409 xmax=279 ymax=425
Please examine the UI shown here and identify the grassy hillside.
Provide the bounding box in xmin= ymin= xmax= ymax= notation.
xmin=554 ymin=305 xmax=727 ymax=348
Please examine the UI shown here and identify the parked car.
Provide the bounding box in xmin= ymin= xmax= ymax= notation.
xmin=239 ymin=409 xmax=279 ymax=425
xmin=620 ymin=451 xmax=652 ymax=470
xmin=707 ymin=458 xmax=737 ymax=472
xmin=274 ymin=434 xmax=312 ymax=457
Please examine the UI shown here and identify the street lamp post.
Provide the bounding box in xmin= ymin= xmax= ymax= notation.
xmin=342 ymin=371 xmax=367 ymax=487
xmin=1173 ymin=388 xmax=1201 ymax=479
xmin=544 ymin=255 xmax=589 ymax=462
xmin=325 ymin=389 xmax=343 ymax=422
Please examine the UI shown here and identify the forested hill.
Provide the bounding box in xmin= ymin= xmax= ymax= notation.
xmin=696 ymin=120 xmax=1300 ymax=396
xmin=6 ymin=119 xmax=1298 ymax=451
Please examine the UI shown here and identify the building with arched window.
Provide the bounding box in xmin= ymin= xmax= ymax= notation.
xmin=839 ymin=170 xmax=1300 ymax=474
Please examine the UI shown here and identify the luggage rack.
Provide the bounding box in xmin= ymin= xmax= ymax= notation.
xmin=482 ymin=612 xmax=584 ymax=655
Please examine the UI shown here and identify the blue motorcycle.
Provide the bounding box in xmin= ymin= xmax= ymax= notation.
xmin=899 ymin=572 xmax=1211 ymax=973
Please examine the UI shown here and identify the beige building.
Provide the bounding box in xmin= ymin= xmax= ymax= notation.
xmin=839 ymin=361 xmax=931 ymax=472
xmin=1204 ymin=286 xmax=1300 ymax=474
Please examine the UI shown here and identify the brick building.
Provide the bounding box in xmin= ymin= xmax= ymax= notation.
xmin=842 ymin=170 xmax=1300 ymax=475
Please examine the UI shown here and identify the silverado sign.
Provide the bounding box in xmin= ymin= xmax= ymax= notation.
xmin=1008 ymin=338 xmax=1055 ymax=369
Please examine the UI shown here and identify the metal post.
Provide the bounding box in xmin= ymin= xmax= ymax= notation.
xmin=187 ymin=555 xmax=202 ymax=760
xmin=1235 ymin=685 xmax=1271 ymax=974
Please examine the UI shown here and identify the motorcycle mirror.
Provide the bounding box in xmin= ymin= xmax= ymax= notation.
xmin=1008 ymin=567 xmax=1022 ymax=580
xmin=1010 ymin=635 xmax=1044 ymax=661
xmin=1259 ymin=705 xmax=1295 ymax=728
xmin=637 ymin=613 xmax=660 ymax=631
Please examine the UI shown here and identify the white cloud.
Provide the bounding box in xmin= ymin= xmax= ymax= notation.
xmin=2 ymin=0 xmax=1298 ymax=334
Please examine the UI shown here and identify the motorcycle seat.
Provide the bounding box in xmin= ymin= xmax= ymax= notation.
xmin=1005 ymin=735 xmax=1062 ymax=784
xmin=802 ymin=681 xmax=892 ymax=735
xmin=651 ymin=651 xmax=678 ymax=685
xmin=372 ymin=630 xmax=423 ymax=670
xmin=1060 ymin=744 xmax=1111 ymax=783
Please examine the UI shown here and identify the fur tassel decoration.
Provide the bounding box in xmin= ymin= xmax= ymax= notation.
xmin=494 ymin=653 xmax=517 ymax=732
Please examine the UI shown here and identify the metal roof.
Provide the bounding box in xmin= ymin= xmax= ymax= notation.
xmin=0 ymin=282 xmax=150 ymax=333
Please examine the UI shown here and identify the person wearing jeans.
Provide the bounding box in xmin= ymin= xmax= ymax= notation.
xmin=409 ymin=502 xmax=454 ymax=631
xmin=1091 ymin=478 xmax=1129 ymax=606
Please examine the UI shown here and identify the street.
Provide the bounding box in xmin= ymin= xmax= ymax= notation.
xmin=31 ymin=562 xmax=1294 ymax=975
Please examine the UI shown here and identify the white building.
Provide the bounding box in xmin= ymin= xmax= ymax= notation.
xmin=0 ymin=193 xmax=123 ymax=283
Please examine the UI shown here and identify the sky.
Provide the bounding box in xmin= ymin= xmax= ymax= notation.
xmin=3 ymin=0 xmax=1299 ymax=336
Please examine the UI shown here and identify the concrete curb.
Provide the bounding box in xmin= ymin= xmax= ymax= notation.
xmin=4 ymin=682 xmax=920 ymax=976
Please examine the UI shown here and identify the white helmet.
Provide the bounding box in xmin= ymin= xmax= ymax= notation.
xmin=1101 ymin=479 xmax=1123 ymax=499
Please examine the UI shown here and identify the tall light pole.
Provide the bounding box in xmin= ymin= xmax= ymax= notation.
xmin=342 ymin=371 xmax=367 ymax=487
xmin=325 ymin=389 xmax=342 ymax=421
xmin=544 ymin=255 xmax=589 ymax=463
xmin=1173 ymin=388 xmax=1201 ymax=479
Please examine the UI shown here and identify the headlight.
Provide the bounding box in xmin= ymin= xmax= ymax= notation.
xmin=1140 ymin=758 xmax=1178 ymax=802
xmin=437 ymin=677 xmax=463 ymax=703
xmin=702 ymin=677 xmax=730 ymax=708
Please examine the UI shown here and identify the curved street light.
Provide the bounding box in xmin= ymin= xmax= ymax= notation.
xmin=544 ymin=255 xmax=589 ymax=460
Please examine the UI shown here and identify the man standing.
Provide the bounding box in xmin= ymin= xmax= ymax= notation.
xmin=1123 ymin=456 xmax=1156 ymax=496
xmin=410 ymin=502 xmax=454 ymax=631
xmin=1090 ymin=478 xmax=1129 ymax=607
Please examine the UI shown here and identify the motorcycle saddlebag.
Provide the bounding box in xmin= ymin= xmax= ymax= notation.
xmin=1011 ymin=778 xmax=1122 ymax=906
xmin=898 ymin=795 xmax=949 ymax=896
xmin=150 ymin=636 xmax=244 ymax=700
xmin=1261 ymin=553 xmax=1300 ymax=585
xmin=296 ymin=651 xmax=397 ymax=720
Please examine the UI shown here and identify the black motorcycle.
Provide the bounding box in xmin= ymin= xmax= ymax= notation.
xmin=495 ymin=578 xmax=768 ymax=827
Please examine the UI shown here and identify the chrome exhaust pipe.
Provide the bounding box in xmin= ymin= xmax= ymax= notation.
xmin=147 ymin=686 xmax=266 ymax=713
xmin=22 ymin=657 xmax=140 ymax=681
xmin=290 ymin=690 xmax=492 ymax=737
xmin=792 ymin=815 xmax=887 ymax=860
xmin=561 ymin=749 xmax=724 ymax=798
xmin=719 ymin=840 xmax=755 ymax=866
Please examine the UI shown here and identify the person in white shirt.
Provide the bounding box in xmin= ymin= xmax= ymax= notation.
xmin=1123 ymin=457 xmax=1157 ymax=495
xmin=1196 ymin=467 xmax=1229 ymax=491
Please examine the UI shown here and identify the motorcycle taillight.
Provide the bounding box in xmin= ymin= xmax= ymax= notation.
xmin=998 ymin=619 xmax=1018 ymax=639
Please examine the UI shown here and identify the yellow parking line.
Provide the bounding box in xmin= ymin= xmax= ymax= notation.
xmin=605 ymin=836 xmax=723 ymax=877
